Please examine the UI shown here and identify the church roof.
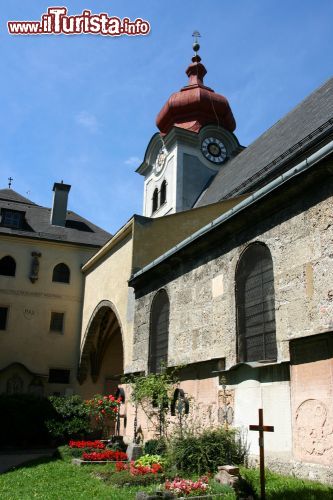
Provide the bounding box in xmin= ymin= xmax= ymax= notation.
xmin=196 ymin=77 xmax=333 ymax=206
xmin=156 ymin=54 xmax=236 ymax=136
xmin=0 ymin=188 xmax=111 ymax=247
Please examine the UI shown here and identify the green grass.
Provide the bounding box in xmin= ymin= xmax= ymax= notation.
xmin=0 ymin=452 xmax=234 ymax=499
xmin=1 ymin=450 xmax=332 ymax=500
xmin=240 ymin=467 xmax=333 ymax=499
xmin=0 ymin=456 xmax=143 ymax=499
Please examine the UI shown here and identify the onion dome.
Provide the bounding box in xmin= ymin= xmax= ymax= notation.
xmin=156 ymin=50 xmax=236 ymax=136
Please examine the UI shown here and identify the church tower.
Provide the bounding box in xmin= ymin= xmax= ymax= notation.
xmin=137 ymin=38 xmax=243 ymax=217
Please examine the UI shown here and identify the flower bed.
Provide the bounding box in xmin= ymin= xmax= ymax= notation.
xmin=82 ymin=450 xmax=128 ymax=462
xmin=115 ymin=461 xmax=162 ymax=475
xmin=165 ymin=476 xmax=210 ymax=497
xmin=69 ymin=440 xmax=105 ymax=450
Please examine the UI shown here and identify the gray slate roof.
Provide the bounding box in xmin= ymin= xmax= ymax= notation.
xmin=196 ymin=77 xmax=333 ymax=206
xmin=0 ymin=189 xmax=111 ymax=247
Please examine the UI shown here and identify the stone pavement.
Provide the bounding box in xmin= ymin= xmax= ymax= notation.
xmin=0 ymin=449 xmax=55 ymax=474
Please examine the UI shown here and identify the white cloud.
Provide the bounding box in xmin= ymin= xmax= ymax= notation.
xmin=75 ymin=111 xmax=99 ymax=133
xmin=124 ymin=156 xmax=140 ymax=166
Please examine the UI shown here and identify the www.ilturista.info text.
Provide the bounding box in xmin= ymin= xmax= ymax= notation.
xmin=8 ymin=8 xmax=151 ymax=36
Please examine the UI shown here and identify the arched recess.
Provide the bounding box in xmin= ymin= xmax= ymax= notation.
xmin=235 ymin=242 xmax=277 ymax=363
xmin=149 ymin=289 xmax=170 ymax=373
xmin=78 ymin=300 xmax=124 ymax=388
xmin=0 ymin=255 xmax=16 ymax=276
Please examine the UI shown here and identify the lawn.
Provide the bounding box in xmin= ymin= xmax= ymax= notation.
xmin=0 ymin=453 xmax=234 ymax=499
xmin=240 ymin=467 xmax=333 ymax=499
xmin=0 ymin=456 xmax=143 ymax=500
xmin=1 ymin=451 xmax=333 ymax=500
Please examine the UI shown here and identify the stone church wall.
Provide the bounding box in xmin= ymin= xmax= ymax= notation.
xmin=131 ymin=174 xmax=333 ymax=478
xmin=132 ymin=179 xmax=333 ymax=372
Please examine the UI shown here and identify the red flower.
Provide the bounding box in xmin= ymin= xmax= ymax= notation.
xmin=82 ymin=450 xmax=128 ymax=462
xmin=69 ymin=440 xmax=105 ymax=449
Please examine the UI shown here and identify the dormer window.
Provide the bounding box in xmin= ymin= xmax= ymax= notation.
xmin=1 ymin=209 xmax=24 ymax=229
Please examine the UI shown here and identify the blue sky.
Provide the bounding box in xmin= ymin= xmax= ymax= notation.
xmin=1 ymin=1 xmax=332 ymax=234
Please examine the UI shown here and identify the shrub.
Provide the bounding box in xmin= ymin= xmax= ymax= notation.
xmin=46 ymin=395 xmax=91 ymax=443
xmin=107 ymin=435 xmax=128 ymax=452
xmin=0 ymin=394 xmax=57 ymax=447
xmin=168 ymin=428 xmax=247 ymax=475
xmin=144 ymin=438 xmax=167 ymax=456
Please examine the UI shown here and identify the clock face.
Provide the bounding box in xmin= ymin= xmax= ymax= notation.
xmin=201 ymin=137 xmax=227 ymax=164
xmin=155 ymin=147 xmax=167 ymax=174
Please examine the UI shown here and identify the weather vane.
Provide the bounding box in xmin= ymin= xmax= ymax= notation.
xmin=192 ymin=31 xmax=201 ymax=55
xmin=8 ymin=177 xmax=13 ymax=189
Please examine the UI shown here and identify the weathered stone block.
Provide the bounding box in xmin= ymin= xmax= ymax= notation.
xmin=215 ymin=465 xmax=240 ymax=489
xmin=126 ymin=443 xmax=143 ymax=461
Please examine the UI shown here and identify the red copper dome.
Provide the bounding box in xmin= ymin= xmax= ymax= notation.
xmin=156 ymin=55 xmax=236 ymax=136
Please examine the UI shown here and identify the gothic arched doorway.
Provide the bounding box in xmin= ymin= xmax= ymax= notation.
xmin=78 ymin=300 xmax=124 ymax=395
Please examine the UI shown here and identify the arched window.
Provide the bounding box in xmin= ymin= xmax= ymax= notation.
xmin=152 ymin=188 xmax=159 ymax=214
xmin=52 ymin=263 xmax=70 ymax=283
xmin=149 ymin=289 xmax=170 ymax=373
xmin=0 ymin=256 xmax=16 ymax=277
xmin=160 ymin=180 xmax=167 ymax=206
xmin=235 ymin=243 xmax=277 ymax=362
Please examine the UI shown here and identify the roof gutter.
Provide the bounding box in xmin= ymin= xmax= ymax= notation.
xmin=131 ymin=139 xmax=333 ymax=281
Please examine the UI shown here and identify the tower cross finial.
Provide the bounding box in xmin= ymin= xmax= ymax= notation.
xmin=8 ymin=177 xmax=13 ymax=189
xmin=192 ymin=31 xmax=201 ymax=55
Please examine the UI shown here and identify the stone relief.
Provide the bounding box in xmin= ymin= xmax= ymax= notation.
xmin=218 ymin=388 xmax=235 ymax=426
xmin=295 ymin=399 xmax=333 ymax=462
xmin=30 ymin=252 xmax=42 ymax=283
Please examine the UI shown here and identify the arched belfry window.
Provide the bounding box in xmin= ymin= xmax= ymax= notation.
xmin=236 ymin=243 xmax=277 ymax=362
xmin=149 ymin=289 xmax=170 ymax=373
xmin=52 ymin=263 xmax=70 ymax=283
xmin=0 ymin=256 xmax=16 ymax=277
xmin=160 ymin=180 xmax=167 ymax=206
xmin=152 ymin=188 xmax=158 ymax=214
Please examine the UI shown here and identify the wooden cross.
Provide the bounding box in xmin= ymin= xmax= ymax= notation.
xmin=249 ymin=408 xmax=274 ymax=500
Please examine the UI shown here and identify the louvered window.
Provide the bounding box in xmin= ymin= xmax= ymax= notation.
xmin=149 ymin=289 xmax=169 ymax=373
xmin=160 ymin=180 xmax=167 ymax=205
xmin=152 ymin=188 xmax=159 ymax=213
xmin=236 ymin=243 xmax=277 ymax=362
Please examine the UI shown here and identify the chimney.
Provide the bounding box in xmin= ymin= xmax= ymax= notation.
xmin=51 ymin=181 xmax=71 ymax=226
